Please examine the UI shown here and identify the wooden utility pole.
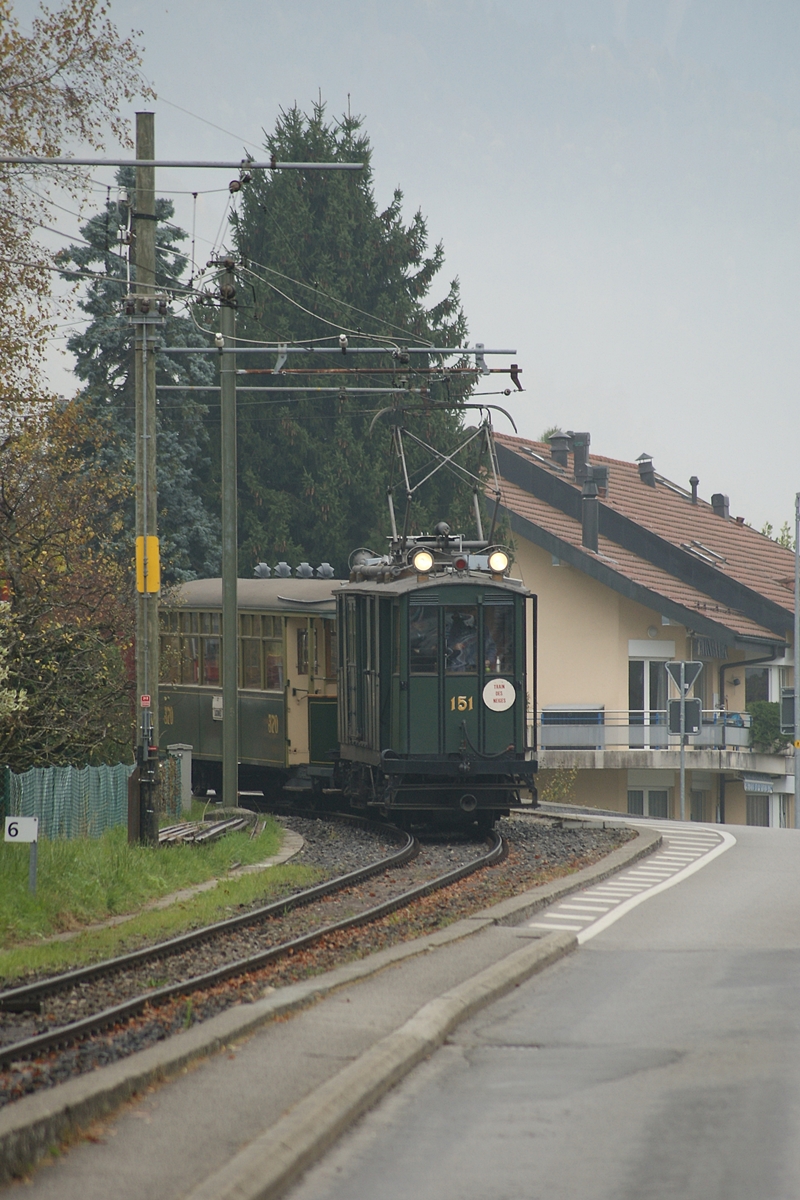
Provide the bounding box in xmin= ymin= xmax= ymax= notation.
xmin=134 ymin=112 xmax=159 ymax=739
xmin=133 ymin=111 xmax=160 ymax=839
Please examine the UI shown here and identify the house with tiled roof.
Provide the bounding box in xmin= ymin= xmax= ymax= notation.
xmin=495 ymin=430 xmax=795 ymax=826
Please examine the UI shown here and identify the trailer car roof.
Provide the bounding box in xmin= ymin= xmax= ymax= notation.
xmin=162 ymin=577 xmax=340 ymax=615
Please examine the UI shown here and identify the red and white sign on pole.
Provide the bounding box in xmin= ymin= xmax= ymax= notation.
xmin=141 ymin=695 xmax=151 ymax=708
xmin=483 ymin=678 xmax=516 ymax=711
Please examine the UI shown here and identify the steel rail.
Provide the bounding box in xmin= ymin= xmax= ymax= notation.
xmin=0 ymin=832 xmax=504 ymax=1069
xmin=0 ymin=819 xmax=416 ymax=1013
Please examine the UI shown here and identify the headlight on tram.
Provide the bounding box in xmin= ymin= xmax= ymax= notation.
xmin=411 ymin=548 xmax=435 ymax=574
xmin=487 ymin=549 xmax=509 ymax=575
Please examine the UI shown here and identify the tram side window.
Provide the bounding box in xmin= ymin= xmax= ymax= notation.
xmin=201 ymin=612 xmax=221 ymax=685
xmin=180 ymin=611 xmax=200 ymax=684
xmin=409 ymin=605 xmax=439 ymax=674
xmin=484 ymin=604 xmax=514 ymax=675
xmin=324 ymin=622 xmax=337 ymax=679
xmin=159 ymin=611 xmax=180 ymax=683
xmin=240 ymin=613 xmax=262 ymax=689
xmin=263 ymin=615 xmax=284 ymax=690
xmin=445 ymin=606 xmax=477 ymax=674
xmin=296 ymin=628 xmax=309 ymax=676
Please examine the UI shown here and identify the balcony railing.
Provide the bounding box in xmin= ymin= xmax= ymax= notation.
xmin=536 ymin=709 xmax=753 ymax=751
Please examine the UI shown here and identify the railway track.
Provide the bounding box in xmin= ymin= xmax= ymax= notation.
xmin=0 ymin=821 xmax=505 ymax=1073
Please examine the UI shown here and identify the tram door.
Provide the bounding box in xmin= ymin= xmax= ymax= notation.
xmin=408 ymin=600 xmax=439 ymax=754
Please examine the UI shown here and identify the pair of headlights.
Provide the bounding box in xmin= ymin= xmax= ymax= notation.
xmin=410 ymin=548 xmax=509 ymax=575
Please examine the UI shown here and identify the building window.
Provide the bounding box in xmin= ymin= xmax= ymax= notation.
xmin=628 ymin=788 xmax=670 ymax=818
xmin=746 ymin=794 xmax=770 ymax=826
xmin=629 ymin=660 xmax=668 ymax=748
xmin=745 ymin=666 xmax=770 ymax=705
xmin=690 ymin=790 xmax=708 ymax=822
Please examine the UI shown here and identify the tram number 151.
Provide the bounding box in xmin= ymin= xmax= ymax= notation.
xmin=450 ymin=695 xmax=474 ymax=712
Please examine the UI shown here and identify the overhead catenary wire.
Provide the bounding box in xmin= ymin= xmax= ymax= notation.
xmin=240 ymin=255 xmax=437 ymax=348
xmin=238 ymin=264 xmax=402 ymax=348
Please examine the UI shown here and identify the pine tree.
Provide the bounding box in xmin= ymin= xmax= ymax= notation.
xmin=58 ymin=169 xmax=220 ymax=581
xmin=225 ymin=102 xmax=479 ymax=577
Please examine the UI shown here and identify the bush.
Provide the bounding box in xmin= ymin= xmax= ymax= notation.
xmin=747 ymin=701 xmax=790 ymax=754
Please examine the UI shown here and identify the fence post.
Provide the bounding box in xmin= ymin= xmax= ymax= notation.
xmin=0 ymin=766 xmax=8 ymax=822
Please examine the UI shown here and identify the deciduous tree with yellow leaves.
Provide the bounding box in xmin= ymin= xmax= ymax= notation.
xmin=0 ymin=401 xmax=133 ymax=769
xmin=0 ymin=1 xmax=150 ymax=766
xmin=0 ymin=0 xmax=151 ymax=395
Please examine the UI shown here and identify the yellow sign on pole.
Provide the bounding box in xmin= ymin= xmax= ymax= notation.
xmin=135 ymin=536 xmax=161 ymax=593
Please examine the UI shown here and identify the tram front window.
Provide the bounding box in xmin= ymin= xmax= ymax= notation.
xmin=445 ymin=606 xmax=477 ymax=674
xmin=409 ymin=606 xmax=438 ymax=674
xmin=484 ymin=604 xmax=514 ymax=675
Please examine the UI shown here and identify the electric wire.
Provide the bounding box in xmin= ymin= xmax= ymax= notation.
xmin=238 ymin=265 xmax=401 ymax=347
xmin=147 ymin=89 xmax=263 ymax=153
xmin=241 ymin=256 xmax=436 ymax=348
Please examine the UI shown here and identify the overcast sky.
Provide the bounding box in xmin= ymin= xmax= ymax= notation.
xmin=18 ymin=0 xmax=800 ymax=532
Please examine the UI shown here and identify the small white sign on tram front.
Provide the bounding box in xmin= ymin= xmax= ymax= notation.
xmin=483 ymin=678 xmax=516 ymax=711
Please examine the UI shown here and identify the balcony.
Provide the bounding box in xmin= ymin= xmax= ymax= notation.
xmin=536 ymin=708 xmax=753 ymax=752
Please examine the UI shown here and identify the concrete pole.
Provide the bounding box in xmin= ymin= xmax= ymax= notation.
xmin=134 ymin=111 xmax=159 ymax=748
xmin=794 ymin=492 xmax=799 ymax=827
xmin=220 ymin=260 xmax=238 ymax=806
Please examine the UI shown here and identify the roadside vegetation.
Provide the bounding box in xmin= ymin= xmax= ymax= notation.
xmin=0 ymin=815 xmax=321 ymax=982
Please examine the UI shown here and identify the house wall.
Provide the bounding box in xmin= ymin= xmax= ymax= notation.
xmin=510 ymin=533 xmax=794 ymax=828
xmin=511 ymin=538 xmax=690 ymax=717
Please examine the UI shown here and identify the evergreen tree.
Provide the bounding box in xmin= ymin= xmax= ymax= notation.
xmin=58 ymin=169 xmax=220 ymax=581
xmin=226 ymin=102 xmax=479 ymax=576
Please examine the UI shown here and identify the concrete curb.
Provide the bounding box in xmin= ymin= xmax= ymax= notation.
xmin=0 ymin=822 xmax=659 ymax=1184
xmin=185 ymin=931 xmax=577 ymax=1200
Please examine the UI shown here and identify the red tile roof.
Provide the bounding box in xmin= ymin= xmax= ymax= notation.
xmin=495 ymin=434 xmax=792 ymax=643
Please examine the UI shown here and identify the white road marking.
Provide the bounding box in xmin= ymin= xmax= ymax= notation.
xmin=528 ymin=824 xmax=737 ymax=945
xmin=529 ymin=922 xmax=585 ymax=931
xmin=539 ymin=913 xmax=590 ymax=922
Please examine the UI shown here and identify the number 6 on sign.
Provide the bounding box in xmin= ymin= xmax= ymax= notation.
xmin=4 ymin=816 xmax=38 ymax=842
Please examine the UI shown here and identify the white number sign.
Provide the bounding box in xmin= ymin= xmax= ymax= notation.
xmin=4 ymin=815 xmax=38 ymax=843
xmin=482 ymin=678 xmax=516 ymax=711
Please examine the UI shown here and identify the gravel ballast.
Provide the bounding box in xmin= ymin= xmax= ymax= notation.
xmin=0 ymin=814 xmax=631 ymax=1109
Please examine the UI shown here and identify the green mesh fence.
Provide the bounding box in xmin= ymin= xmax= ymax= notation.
xmin=6 ymin=762 xmax=135 ymax=839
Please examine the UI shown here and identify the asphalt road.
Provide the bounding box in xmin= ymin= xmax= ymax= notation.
xmin=288 ymin=822 xmax=800 ymax=1200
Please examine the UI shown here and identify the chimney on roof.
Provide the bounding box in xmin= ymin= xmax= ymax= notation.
xmin=690 ymin=476 xmax=699 ymax=505
xmin=571 ymin=431 xmax=591 ymax=482
xmin=582 ymin=472 xmax=599 ymax=552
xmin=711 ymin=493 xmax=730 ymax=519
xmin=592 ymin=464 xmax=609 ymax=497
xmin=549 ymin=432 xmax=571 ymax=468
xmin=637 ymin=453 xmax=656 ymax=487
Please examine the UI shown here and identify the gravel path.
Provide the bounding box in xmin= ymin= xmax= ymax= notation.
xmin=0 ymin=814 xmax=630 ymax=1108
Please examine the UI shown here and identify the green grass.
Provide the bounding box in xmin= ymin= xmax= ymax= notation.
xmin=0 ymin=810 xmax=321 ymax=982
xmin=0 ymin=859 xmax=322 ymax=983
